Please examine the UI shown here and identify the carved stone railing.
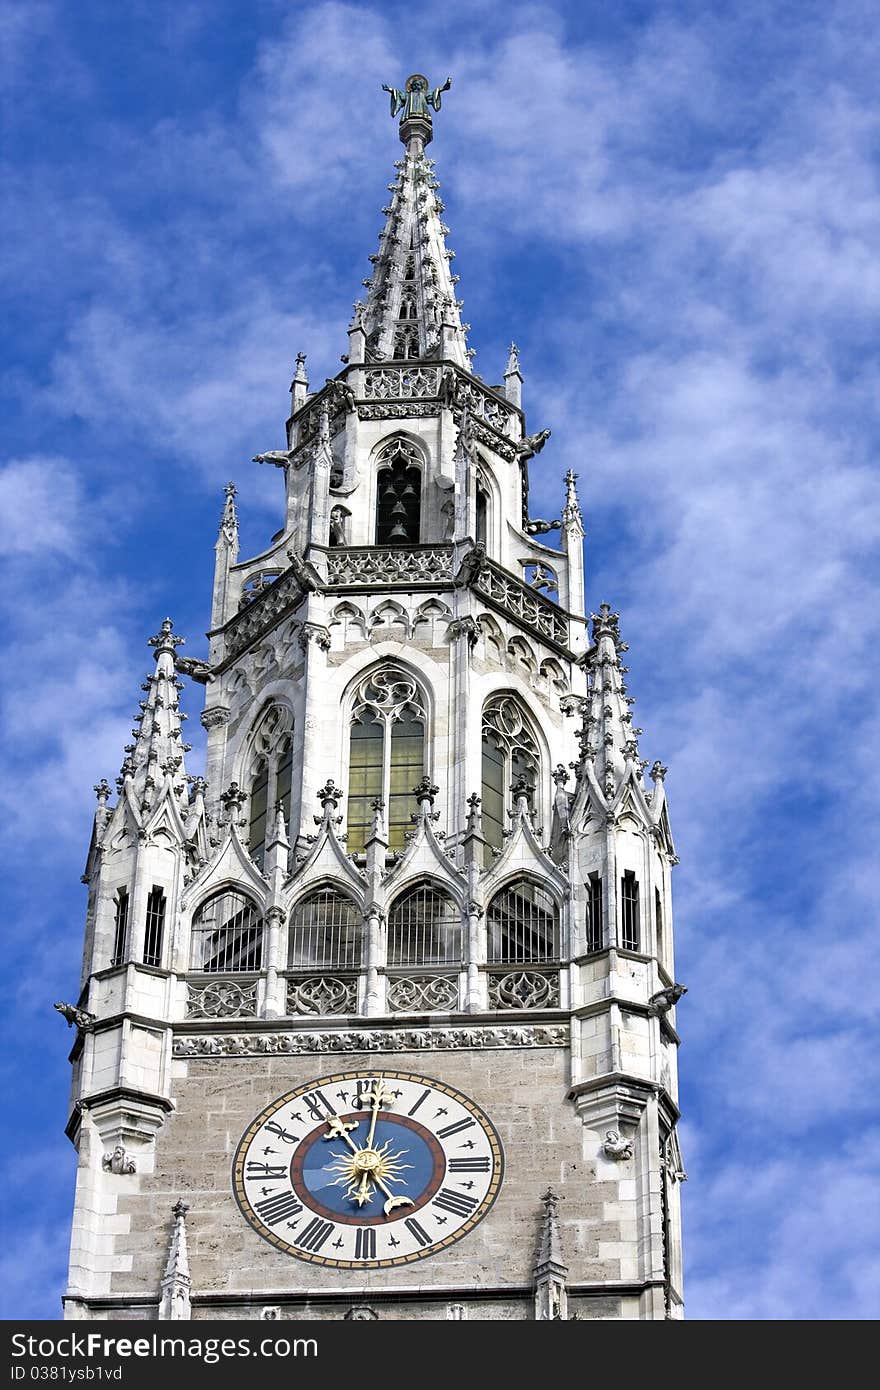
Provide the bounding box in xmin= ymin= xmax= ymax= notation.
xmin=387 ymin=975 xmax=460 ymax=1013
xmin=487 ymin=969 xmax=560 ymax=1010
xmin=326 ymin=545 xmax=455 ymax=588
xmin=473 ymin=559 xmax=568 ymax=647
xmin=186 ymin=979 xmax=258 ymax=1019
xmin=287 ymin=975 xmax=358 ymax=1017
xmin=454 ymin=378 xmax=515 ymax=435
xmin=363 ymin=367 xmax=440 ymax=399
xmin=222 ymin=568 xmax=305 ymax=658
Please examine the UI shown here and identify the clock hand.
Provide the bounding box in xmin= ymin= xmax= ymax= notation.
xmin=323 ymin=1116 xmax=360 ymax=1150
xmin=361 ymin=1080 xmax=394 ymax=1152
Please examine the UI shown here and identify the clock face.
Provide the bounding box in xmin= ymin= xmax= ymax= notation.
xmin=233 ymin=1069 xmax=504 ymax=1268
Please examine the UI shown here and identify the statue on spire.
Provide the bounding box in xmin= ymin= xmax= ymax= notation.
xmin=382 ymin=73 xmax=452 ymax=126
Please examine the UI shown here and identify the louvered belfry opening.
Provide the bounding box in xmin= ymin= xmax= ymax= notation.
xmin=388 ymin=883 xmax=462 ymax=966
xmin=288 ymin=888 xmax=362 ymax=970
xmin=487 ymin=880 xmax=558 ymax=964
xmin=143 ymin=886 xmax=166 ymax=968
xmin=190 ymin=889 xmax=263 ymax=973
xmin=375 ymin=438 xmax=422 ymax=544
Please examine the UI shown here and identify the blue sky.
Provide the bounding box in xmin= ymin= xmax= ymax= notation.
xmin=2 ymin=0 xmax=879 ymax=1319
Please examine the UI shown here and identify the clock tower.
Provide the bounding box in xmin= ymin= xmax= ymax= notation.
xmin=61 ymin=77 xmax=686 ymax=1321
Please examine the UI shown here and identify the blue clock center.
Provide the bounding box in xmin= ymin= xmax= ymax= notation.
xmin=291 ymin=1112 xmax=445 ymax=1224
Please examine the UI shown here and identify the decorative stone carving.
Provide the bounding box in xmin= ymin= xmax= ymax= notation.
xmin=603 ymin=1129 xmax=634 ymax=1161
xmin=387 ymin=975 xmax=459 ymax=1012
xmin=200 ymin=707 xmax=230 ymax=731
xmin=357 ymin=402 xmax=441 ymax=421
xmin=472 ymin=558 xmax=567 ymax=647
xmin=173 ymin=1024 xmax=568 ymax=1058
xmin=488 ymin=970 xmax=560 ymax=1010
xmin=344 ymin=1305 xmax=378 ymax=1320
xmin=54 ymin=1002 xmax=95 ymax=1031
xmin=326 ymin=546 xmax=454 ymax=587
xmin=102 ymin=1144 xmax=136 ymax=1175
xmin=363 ymin=366 xmax=440 ymax=399
xmin=186 ymin=980 xmax=258 ymax=1019
xmin=223 ymin=570 xmax=305 ymax=659
xmin=648 ymin=983 xmax=687 ymax=1015
xmin=287 ymin=976 xmax=357 ymax=1017
xmin=297 ymin=623 xmax=332 ymax=653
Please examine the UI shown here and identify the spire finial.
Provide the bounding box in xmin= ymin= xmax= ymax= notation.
xmin=382 ymin=73 xmax=452 ymax=150
xmin=563 ymin=469 xmax=583 ymax=528
xmin=148 ymin=618 xmax=185 ymax=657
xmin=219 ymin=482 xmax=238 ymax=545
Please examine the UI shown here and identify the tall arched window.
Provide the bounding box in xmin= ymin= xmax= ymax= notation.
xmin=245 ymin=705 xmax=294 ymax=867
xmin=190 ymin=889 xmax=263 ymax=973
xmin=481 ymin=695 xmax=540 ymax=849
xmin=475 ymin=480 xmax=489 ymax=546
xmin=388 ymin=883 xmax=461 ymax=966
xmin=375 ymin=438 xmax=422 ymax=545
xmin=346 ymin=666 xmax=427 ymax=854
xmin=288 ymin=887 xmax=361 ymax=969
xmin=487 ymin=880 xmax=558 ymax=964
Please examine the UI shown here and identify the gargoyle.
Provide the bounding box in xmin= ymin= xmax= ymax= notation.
xmin=54 ymin=1001 xmax=95 ymax=1031
xmin=649 ymin=983 xmax=688 ymax=1015
xmin=456 ymin=542 xmax=487 ymax=588
xmin=175 ymin=656 xmax=213 ymax=684
xmin=252 ymin=450 xmax=293 ymax=468
xmin=516 ymin=428 xmax=551 ymax=460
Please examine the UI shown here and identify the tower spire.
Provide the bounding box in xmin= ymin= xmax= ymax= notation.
xmin=361 ymin=75 xmax=468 ymax=367
xmin=119 ymin=619 xmax=192 ymax=813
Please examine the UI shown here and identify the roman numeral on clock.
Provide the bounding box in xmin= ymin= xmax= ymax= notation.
xmin=355 ymin=1228 xmax=377 ymax=1260
xmin=254 ymin=1191 xmax=304 ymax=1226
xmin=246 ymin=1161 xmax=288 ymax=1178
xmin=436 ymin=1117 xmax=476 ymax=1139
xmin=404 ymin=1217 xmax=432 ymax=1247
xmin=448 ymin=1157 xmax=491 ymax=1173
xmin=296 ymin=1216 xmax=335 ymax=1252
xmin=432 ymin=1187 xmax=479 ymax=1217
xmin=303 ymin=1090 xmax=336 ymax=1122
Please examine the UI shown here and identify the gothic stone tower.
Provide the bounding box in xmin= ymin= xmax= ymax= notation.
xmin=62 ymin=77 xmax=685 ymax=1322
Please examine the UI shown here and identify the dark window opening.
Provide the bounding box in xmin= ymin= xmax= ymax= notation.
xmin=111 ymin=887 xmax=129 ymax=967
xmin=586 ymin=873 xmax=603 ymax=952
xmin=621 ymin=871 xmax=640 ymax=952
xmin=143 ymin=886 xmax=166 ymax=968
xmin=376 ymin=455 xmax=421 ymax=545
xmin=488 ymin=881 xmax=558 ymax=963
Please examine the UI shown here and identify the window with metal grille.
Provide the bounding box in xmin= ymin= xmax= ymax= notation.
xmin=289 ymin=888 xmax=361 ymax=969
xmin=481 ymin=695 xmax=540 ymax=850
xmin=190 ymin=890 xmax=263 ymax=973
xmin=111 ymin=887 xmax=129 ymax=967
xmin=375 ymin=439 xmax=422 ymax=543
xmin=248 ymin=760 xmax=269 ymax=867
xmin=586 ymin=872 xmax=603 ymax=952
xmin=655 ymin=887 xmax=663 ymax=961
xmin=143 ymin=886 xmax=166 ymax=968
xmin=487 ymin=881 xmax=558 ymax=963
xmin=346 ymin=667 xmax=427 ymax=855
xmin=388 ymin=883 xmax=462 ymax=966
xmin=621 ymin=871 xmax=640 ymax=952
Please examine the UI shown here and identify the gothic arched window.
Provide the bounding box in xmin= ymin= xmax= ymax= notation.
xmin=346 ymin=666 xmax=427 ymax=854
xmin=487 ymin=880 xmax=558 ymax=964
xmin=388 ymin=882 xmax=461 ymax=966
xmin=475 ymin=478 xmax=489 ymax=546
xmin=190 ymin=889 xmax=263 ymax=973
xmin=245 ymin=705 xmax=294 ymax=867
xmin=376 ymin=437 xmax=422 ymax=545
xmin=288 ymin=887 xmax=361 ymax=969
xmin=480 ymin=695 xmax=540 ymax=849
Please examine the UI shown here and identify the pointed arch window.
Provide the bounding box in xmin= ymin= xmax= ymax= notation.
xmin=586 ymin=873 xmax=604 ymax=952
xmin=487 ymin=880 xmax=558 ymax=964
xmin=246 ymin=706 xmax=294 ymax=867
xmin=375 ymin=437 xmax=422 ymax=544
xmin=480 ymin=695 xmax=540 ymax=849
xmin=346 ymin=667 xmax=427 ymax=854
xmin=191 ymin=889 xmax=263 ymax=973
xmin=388 ymin=883 xmax=461 ymax=966
xmin=289 ymin=888 xmax=361 ymax=970
xmin=475 ymin=478 xmax=489 ymax=546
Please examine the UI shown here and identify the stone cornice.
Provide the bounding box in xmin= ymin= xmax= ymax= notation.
xmin=173 ymin=1021 xmax=568 ymax=1059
